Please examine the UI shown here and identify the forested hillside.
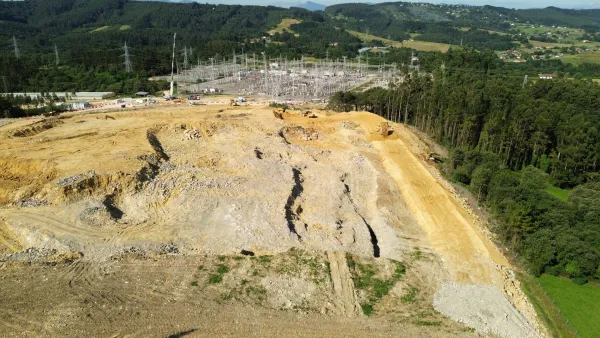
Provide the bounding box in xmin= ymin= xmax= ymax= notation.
xmin=0 ymin=0 xmax=347 ymax=94
xmin=327 ymin=2 xmax=600 ymax=51
xmin=329 ymin=48 xmax=600 ymax=283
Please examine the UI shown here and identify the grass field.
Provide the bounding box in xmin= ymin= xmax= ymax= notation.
xmin=346 ymin=29 xmax=451 ymax=52
xmin=119 ymin=25 xmax=131 ymax=31
xmin=561 ymin=52 xmax=600 ymax=66
xmin=538 ymin=275 xmax=600 ymax=338
xmin=268 ymin=18 xmax=300 ymax=36
xmin=546 ymin=184 xmax=569 ymax=201
xmin=91 ymin=25 xmax=110 ymax=33
xmin=514 ymin=24 xmax=584 ymax=44
xmin=529 ymin=40 xmax=573 ymax=48
xmin=519 ymin=273 xmax=577 ymax=338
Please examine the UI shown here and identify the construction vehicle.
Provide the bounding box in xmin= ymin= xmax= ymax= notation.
xmin=377 ymin=122 xmax=392 ymax=136
xmin=230 ymin=99 xmax=239 ymax=106
xmin=273 ymin=108 xmax=284 ymax=120
xmin=426 ymin=152 xmax=443 ymax=163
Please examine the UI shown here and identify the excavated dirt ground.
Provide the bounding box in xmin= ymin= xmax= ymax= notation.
xmin=0 ymin=104 xmax=540 ymax=337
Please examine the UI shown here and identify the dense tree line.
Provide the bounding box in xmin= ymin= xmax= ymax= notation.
xmin=328 ymin=48 xmax=600 ymax=283
xmin=0 ymin=93 xmax=68 ymax=118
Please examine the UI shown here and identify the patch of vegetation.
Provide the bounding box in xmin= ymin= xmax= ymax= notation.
xmin=538 ymin=274 xmax=600 ymax=338
xmin=245 ymin=285 xmax=267 ymax=298
xmin=346 ymin=254 xmax=406 ymax=316
xmin=191 ymin=281 xmax=198 ymax=286
xmin=208 ymin=262 xmax=230 ymax=284
xmin=410 ymin=247 xmax=423 ymax=261
xmin=258 ymin=255 xmax=272 ymax=265
xmin=401 ymin=286 xmax=418 ymax=303
xmin=208 ymin=274 xmax=223 ymax=284
xmin=546 ymin=184 xmax=569 ymax=201
xmin=197 ymin=265 xmax=204 ymax=271
xmin=361 ymin=303 xmax=374 ymax=316
xmin=217 ymin=264 xmax=230 ymax=274
xmin=217 ymin=255 xmax=227 ymax=262
xmin=414 ymin=320 xmax=442 ymax=326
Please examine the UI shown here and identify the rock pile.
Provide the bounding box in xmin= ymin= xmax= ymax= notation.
xmin=184 ymin=129 xmax=202 ymax=140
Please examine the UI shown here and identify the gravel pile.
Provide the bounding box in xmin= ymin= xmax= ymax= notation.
xmin=56 ymin=170 xmax=95 ymax=186
xmin=15 ymin=199 xmax=46 ymax=208
xmin=433 ymin=282 xmax=540 ymax=338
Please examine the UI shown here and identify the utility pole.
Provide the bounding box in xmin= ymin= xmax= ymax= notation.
xmin=12 ymin=36 xmax=20 ymax=58
xmin=522 ymin=75 xmax=528 ymax=88
xmin=170 ymin=33 xmax=176 ymax=97
xmin=54 ymin=44 xmax=60 ymax=66
xmin=123 ymin=42 xmax=132 ymax=73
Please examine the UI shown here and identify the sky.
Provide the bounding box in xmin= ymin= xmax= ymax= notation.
xmin=160 ymin=0 xmax=600 ymax=9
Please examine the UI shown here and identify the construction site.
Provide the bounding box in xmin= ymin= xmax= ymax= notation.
xmin=0 ymin=99 xmax=543 ymax=337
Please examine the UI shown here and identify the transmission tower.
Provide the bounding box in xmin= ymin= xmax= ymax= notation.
xmin=522 ymin=75 xmax=528 ymax=88
xmin=170 ymin=33 xmax=177 ymax=96
xmin=182 ymin=46 xmax=189 ymax=72
xmin=54 ymin=44 xmax=60 ymax=66
xmin=12 ymin=36 xmax=20 ymax=58
xmin=123 ymin=42 xmax=132 ymax=73
xmin=1 ymin=76 xmax=7 ymax=93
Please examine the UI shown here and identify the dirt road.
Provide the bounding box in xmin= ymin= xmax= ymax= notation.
xmin=343 ymin=112 xmax=508 ymax=285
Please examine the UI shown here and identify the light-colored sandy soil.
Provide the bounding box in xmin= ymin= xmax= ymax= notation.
xmin=0 ymin=104 xmax=540 ymax=337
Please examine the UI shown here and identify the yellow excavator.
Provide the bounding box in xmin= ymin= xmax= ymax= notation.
xmin=377 ymin=122 xmax=391 ymax=137
xmin=272 ymin=107 xmax=285 ymax=119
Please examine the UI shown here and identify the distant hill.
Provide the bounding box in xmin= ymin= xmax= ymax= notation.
xmin=296 ymin=1 xmax=326 ymax=11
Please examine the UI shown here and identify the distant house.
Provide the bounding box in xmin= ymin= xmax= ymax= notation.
xmin=135 ymin=91 xmax=150 ymax=97
xmin=358 ymin=47 xmax=371 ymax=54
xmin=538 ymin=74 xmax=558 ymax=80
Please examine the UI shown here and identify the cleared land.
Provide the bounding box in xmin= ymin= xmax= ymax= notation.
xmin=0 ymin=103 xmax=539 ymax=336
xmin=529 ymin=40 xmax=573 ymax=48
xmin=346 ymin=29 xmax=451 ymax=52
xmin=537 ymin=275 xmax=600 ymax=338
xmin=268 ymin=18 xmax=301 ymax=36
xmin=90 ymin=25 xmax=109 ymax=32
